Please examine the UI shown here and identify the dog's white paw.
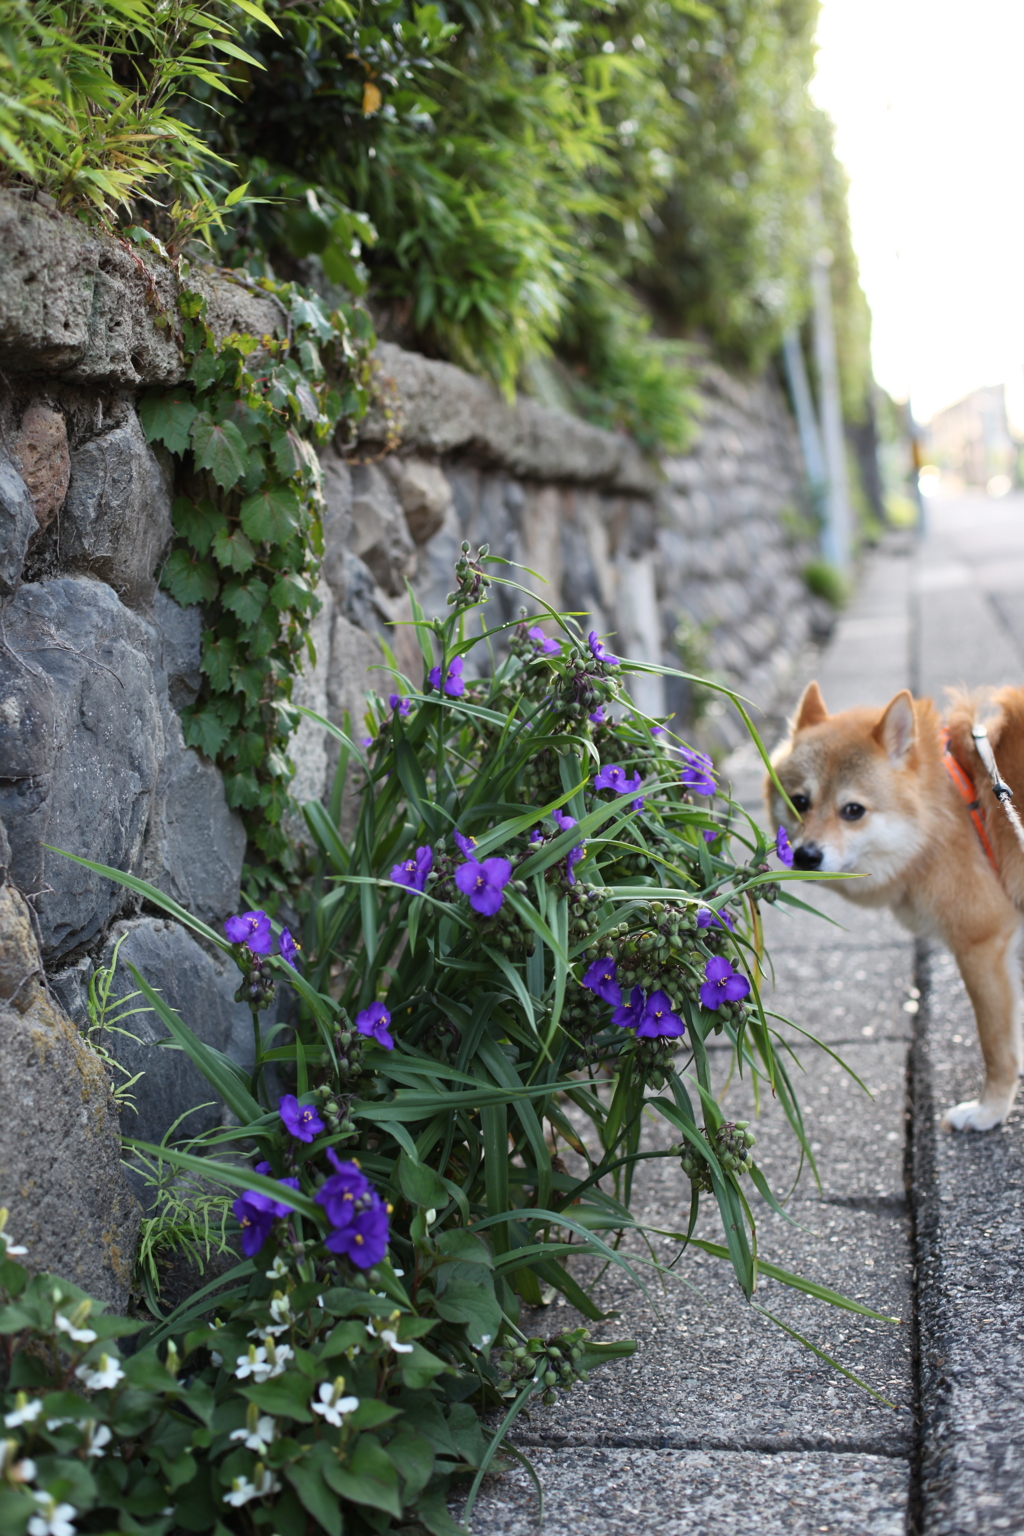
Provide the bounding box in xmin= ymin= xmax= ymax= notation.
xmin=942 ymin=1098 xmax=1008 ymax=1132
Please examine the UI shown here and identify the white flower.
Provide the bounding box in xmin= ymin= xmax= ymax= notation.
xmin=79 ymin=1421 xmax=112 ymax=1457
xmin=223 ymin=1468 xmax=280 ymax=1507
xmin=74 ymin=1355 xmax=124 ymax=1391
xmin=229 ymin=1415 xmax=276 ymax=1453
xmin=4 ymin=1395 xmax=42 ymax=1428
xmin=310 ymin=1380 xmax=359 ymax=1428
xmin=0 ymin=1439 xmax=35 ymax=1481
xmin=55 ymin=1315 xmax=98 ymax=1346
xmin=0 ymin=1234 xmax=27 ymax=1257
xmin=265 ymin=1255 xmax=289 ymax=1280
xmin=269 ymin=1294 xmax=292 ymax=1328
xmin=210 ymin=1351 xmax=223 ymax=1367
xmin=234 ymin=1347 xmax=270 ymax=1382
xmin=379 ymin=1329 xmax=413 ymax=1355
xmin=392 ymin=1268 xmax=405 ymax=1278
xmin=28 ymin=1493 xmax=77 ymax=1536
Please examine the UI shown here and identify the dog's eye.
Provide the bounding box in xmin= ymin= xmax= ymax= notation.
xmin=840 ymin=802 xmax=866 ymax=821
xmin=790 ymin=793 xmax=810 ymax=814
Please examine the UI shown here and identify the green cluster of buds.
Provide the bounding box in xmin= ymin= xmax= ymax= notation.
xmin=521 ymin=748 xmax=568 ymax=803
xmin=561 ymin=989 xmax=613 ymax=1070
xmin=318 ymin=1012 xmax=365 ymax=1107
xmin=447 ymin=542 xmax=491 ymax=611
xmin=565 ymin=883 xmax=606 ymax=943
xmin=479 ymin=878 xmax=536 ymax=956
xmin=494 ymin=1327 xmax=592 ymax=1405
xmin=549 ymin=657 xmax=617 ymax=729
xmin=675 ymin=1120 xmax=756 ymax=1189
xmin=234 ymin=954 xmax=275 ymax=1012
xmin=632 ymin=1033 xmax=679 ymax=1090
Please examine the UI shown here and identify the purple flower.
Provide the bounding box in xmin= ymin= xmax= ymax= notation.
xmin=279 ymin=1093 xmax=325 ymax=1143
xmin=650 ymin=725 xmax=665 ymax=738
xmin=528 ymin=626 xmax=561 ymax=656
xmin=696 ymin=906 xmax=735 ymax=933
xmin=315 ymin=1151 xmax=369 ymax=1228
xmin=611 ymin=985 xmax=646 ymax=1029
xmin=588 ymin=631 xmax=619 ymax=665
xmin=453 ymin=829 xmax=479 ymax=858
xmin=356 ymin=1001 xmax=395 ymax=1050
xmin=699 ymin=956 xmax=751 ymax=1011
xmin=279 ymin=928 xmax=300 ymax=969
xmin=232 ymin=1191 xmax=277 ymax=1257
xmin=324 ymin=1192 xmax=390 ymax=1268
xmin=566 ymin=843 xmax=585 ymax=885
xmin=589 ymin=705 xmax=606 ymax=725
xmin=703 ymin=829 xmax=718 ymax=844
xmin=582 ymin=957 xmax=621 ymax=1006
xmin=552 ymin=808 xmax=577 ymax=832
xmin=630 ymin=797 xmax=645 ymax=812
xmin=637 ymin=989 xmax=686 ymax=1039
xmin=391 ymin=845 xmax=433 ymax=892
xmin=679 ymin=746 xmax=716 ymax=796
xmin=427 ymin=655 xmax=465 ymax=697
xmin=776 ymin=825 xmax=794 ymax=868
xmin=455 ymin=856 xmax=513 ymax=916
xmin=593 ymin=762 xmax=643 ymax=794
xmin=360 ymin=735 xmax=374 ymax=748
xmin=224 ymin=909 xmax=273 ymax=954
xmin=389 ymin=693 xmax=412 ymax=717
xmin=252 ymin=1160 xmax=300 ymax=1217
xmin=529 ymin=828 xmax=544 ymax=845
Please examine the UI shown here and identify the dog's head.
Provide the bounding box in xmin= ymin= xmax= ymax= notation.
xmin=766 ymin=681 xmax=929 ymax=889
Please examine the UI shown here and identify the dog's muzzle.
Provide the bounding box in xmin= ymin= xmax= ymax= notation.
xmin=793 ymin=841 xmax=824 ymax=871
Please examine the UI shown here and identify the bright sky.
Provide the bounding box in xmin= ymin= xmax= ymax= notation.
xmin=811 ymin=0 xmax=1024 ymax=425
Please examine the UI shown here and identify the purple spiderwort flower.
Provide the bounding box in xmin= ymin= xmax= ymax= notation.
xmin=699 ymin=956 xmax=751 ymax=1011
xmin=528 ymin=626 xmax=562 ymax=656
xmin=315 ymin=1152 xmax=369 ymax=1228
xmin=253 ymin=1161 xmax=300 ymax=1218
xmin=637 ymin=990 xmax=686 ymax=1039
xmin=630 ymin=797 xmax=645 ymax=812
xmin=391 ymin=845 xmax=433 ymax=892
xmin=703 ymin=829 xmax=718 ymax=844
xmin=428 ymin=655 xmax=465 ymax=697
xmin=279 ymin=928 xmax=300 ymax=969
xmin=679 ymin=746 xmax=716 ymax=796
xmin=588 ymin=631 xmax=619 ymax=665
xmin=696 ymin=906 xmax=735 ymax=933
xmin=582 ymin=957 xmax=621 ymax=1006
xmin=453 ymin=829 xmax=479 ymax=859
xmin=455 ymin=857 xmax=513 ymax=916
xmin=232 ymin=1191 xmax=278 ymax=1257
xmin=552 ymin=808 xmax=577 ymax=832
xmin=279 ymin=1093 xmax=325 ymax=1143
xmin=225 ymin=909 xmax=273 ymax=954
xmin=566 ymin=843 xmax=586 ymax=884
xmin=356 ymin=1001 xmax=395 ymax=1050
xmin=611 ymin=985 xmax=646 ymax=1029
xmin=650 ymin=725 xmax=666 ymax=738
xmin=529 ymin=828 xmax=544 ymax=845
xmin=589 ymin=705 xmax=606 ymax=725
xmin=360 ymin=735 xmax=374 ymax=748
xmin=389 ymin=693 xmax=412 ymax=717
xmin=324 ymin=1192 xmax=390 ymax=1268
xmin=593 ymin=762 xmax=643 ymax=795
xmin=776 ymin=825 xmax=794 ymax=868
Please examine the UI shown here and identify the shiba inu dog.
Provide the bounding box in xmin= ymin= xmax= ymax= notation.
xmin=767 ymin=680 xmax=1024 ymax=1131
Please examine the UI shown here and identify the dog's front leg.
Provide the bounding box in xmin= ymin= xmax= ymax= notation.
xmin=943 ymin=923 xmax=1023 ymax=1131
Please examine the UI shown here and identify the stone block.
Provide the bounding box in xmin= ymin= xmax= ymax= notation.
xmin=0 ymin=576 xmax=163 ymax=961
xmin=10 ymin=402 xmax=70 ymax=531
xmin=148 ymin=589 xmax=202 ymax=711
xmin=287 ymin=577 xmax=334 ymax=812
xmin=384 ymin=454 xmax=452 ymax=544
xmin=0 ymin=452 xmax=36 ymax=595
xmin=349 ymin=461 xmax=417 ymax=595
xmin=60 ymin=409 xmax=173 ymax=607
xmin=0 ymin=881 xmax=140 ymax=1309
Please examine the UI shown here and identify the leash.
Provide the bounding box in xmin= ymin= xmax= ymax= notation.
xmin=970 ymin=724 xmax=1024 ymax=857
xmin=941 ymin=729 xmax=1000 ymax=873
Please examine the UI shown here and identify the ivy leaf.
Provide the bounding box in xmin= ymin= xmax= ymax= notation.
xmin=269 ymin=572 xmax=314 ymax=612
xmin=161 ymin=548 xmax=219 ymax=607
xmin=222 ymin=578 xmax=269 ymax=626
xmin=292 ymin=377 xmax=320 ymax=422
xmin=240 ymin=485 xmax=301 ymax=544
xmin=233 ymin=729 xmax=268 ymax=769
xmin=188 ymin=349 xmax=224 ymax=393
xmin=224 ymin=769 xmax=262 ymax=809
xmin=172 ymin=496 xmax=224 ymax=557
xmin=248 ymin=609 xmax=280 ymax=659
xmin=191 ymin=416 xmax=248 ymax=489
xmin=181 ymin=705 xmax=232 ymax=759
xmin=270 ymin=425 xmax=304 ymax=478
xmin=139 ymin=390 xmax=197 ymax=454
xmin=232 ymin=661 xmax=270 ymax=706
xmin=211 ymin=526 xmax=256 ymax=574
xmin=200 ymin=632 xmax=237 ymax=692
xmin=225 ymin=399 xmax=265 ymax=446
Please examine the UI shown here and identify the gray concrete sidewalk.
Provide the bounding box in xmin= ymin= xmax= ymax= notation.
xmin=461 ymin=497 xmax=1024 ymax=1535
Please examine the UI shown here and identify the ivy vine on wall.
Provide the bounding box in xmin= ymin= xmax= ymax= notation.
xmin=139 ymin=280 xmax=375 ymax=892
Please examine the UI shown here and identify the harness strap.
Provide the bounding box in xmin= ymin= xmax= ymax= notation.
xmin=940 ymin=728 xmax=1001 ymax=875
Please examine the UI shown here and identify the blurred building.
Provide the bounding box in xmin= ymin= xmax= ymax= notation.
xmin=925 ymin=385 xmax=1016 ymax=488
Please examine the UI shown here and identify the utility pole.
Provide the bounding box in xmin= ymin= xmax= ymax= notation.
xmin=810 ymin=244 xmax=851 ymax=572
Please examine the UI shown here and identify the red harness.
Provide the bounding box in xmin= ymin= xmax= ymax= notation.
xmin=940 ymin=728 xmax=1000 ymax=875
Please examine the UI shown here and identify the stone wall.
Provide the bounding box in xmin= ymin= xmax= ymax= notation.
xmin=0 ymin=191 xmax=820 ymax=1302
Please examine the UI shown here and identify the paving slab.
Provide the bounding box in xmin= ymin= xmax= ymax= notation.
xmin=456 ymin=1448 xmax=910 ymax=1536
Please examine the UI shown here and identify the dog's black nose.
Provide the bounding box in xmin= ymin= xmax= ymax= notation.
xmin=793 ymin=842 xmax=824 ymax=871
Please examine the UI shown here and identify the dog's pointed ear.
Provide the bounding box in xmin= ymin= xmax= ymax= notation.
xmin=874 ymin=690 xmax=917 ymax=765
xmin=793 ymin=681 xmax=828 ymax=732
